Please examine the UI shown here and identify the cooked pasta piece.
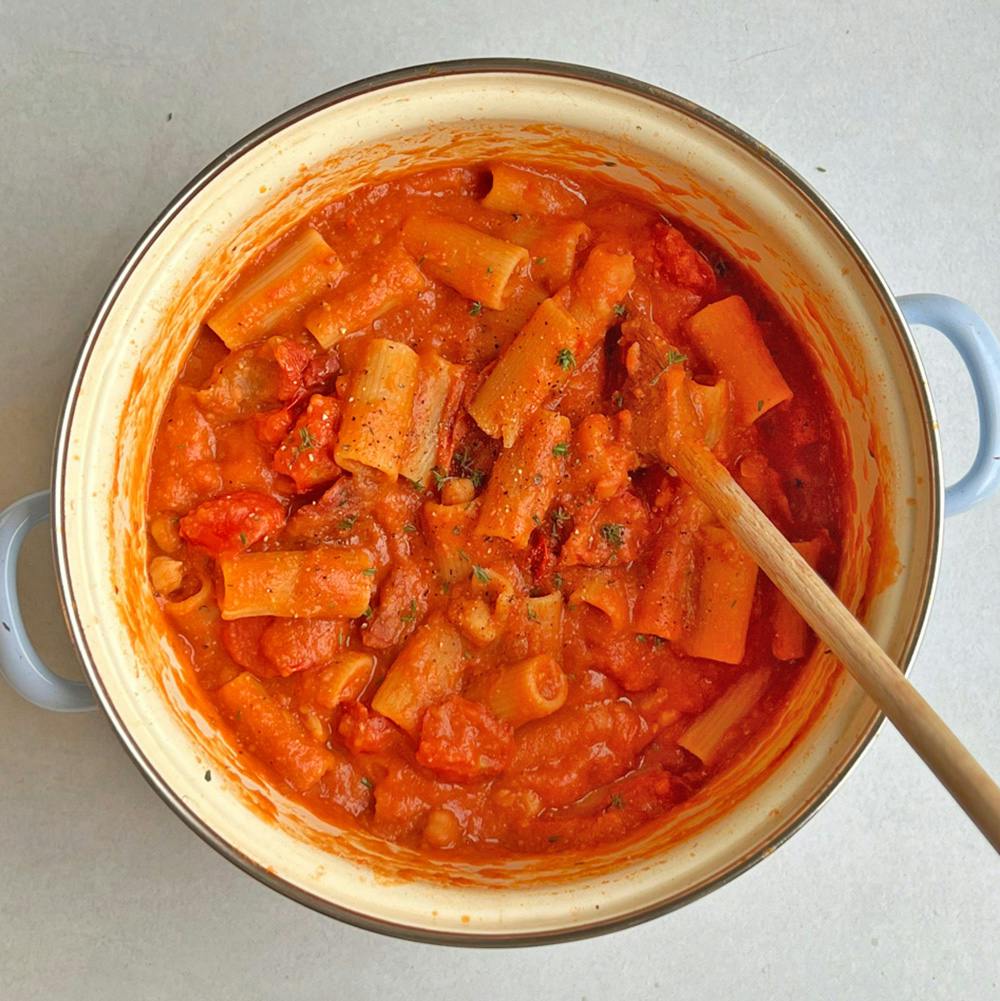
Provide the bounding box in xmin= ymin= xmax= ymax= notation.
xmin=684 ymin=295 xmax=792 ymax=426
xmin=469 ymin=245 xmax=635 ymax=445
xmin=527 ymin=220 xmax=591 ymax=293
xmin=370 ymin=615 xmax=466 ymax=736
xmin=334 ymin=338 xmax=419 ymax=479
xmin=772 ymin=537 xmax=825 ymax=661
xmin=678 ymin=669 xmax=771 ymax=767
xmin=687 ymin=379 xmax=731 ymax=452
xmin=633 ymin=488 xmax=710 ymax=640
xmin=466 ymin=654 xmax=568 ymax=728
xmin=304 ymin=241 xmax=428 ymax=348
xmin=398 ymin=351 xmax=466 ymax=484
xmin=422 ymin=499 xmax=481 ymax=581
xmin=475 ymin=409 xmax=570 ymax=547
xmin=300 ymin=652 xmax=375 ymax=709
xmin=216 ymin=671 xmax=335 ymax=792
xmin=677 ymin=525 xmax=760 ymax=664
xmin=483 ymin=162 xmax=586 ymax=217
xmin=569 ymin=570 xmax=629 ymax=630
xmin=219 ymin=548 xmax=374 ymax=620
xmin=522 ymin=592 xmax=564 ymax=656
xmin=401 ymin=213 xmax=529 ymax=309
xmin=446 ymin=568 xmax=516 ymax=648
xmin=207 ymin=228 xmax=344 ymax=349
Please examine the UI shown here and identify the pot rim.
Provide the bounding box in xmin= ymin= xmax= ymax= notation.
xmin=50 ymin=57 xmax=943 ymax=946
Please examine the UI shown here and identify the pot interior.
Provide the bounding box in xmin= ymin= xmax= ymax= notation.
xmin=56 ymin=66 xmax=938 ymax=942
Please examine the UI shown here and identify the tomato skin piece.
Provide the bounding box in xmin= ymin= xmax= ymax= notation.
xmin=273 ymin=394 xmax=341 ymax=492
xmin=178 ymin=490 xmax=286 ymax=556
xmin=651 ymin=222 xmax=716 ymax=297
xmin=416 ymin=696 xmax=514 ymax=783
xmin=338 ymin=701 xmax=402 ymax=755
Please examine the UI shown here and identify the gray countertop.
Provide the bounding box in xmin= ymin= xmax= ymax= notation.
xmin=2 ymin=2 xmax=998 ymax=998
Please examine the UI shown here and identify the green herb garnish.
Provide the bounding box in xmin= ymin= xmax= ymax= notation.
xmin=296 ymin=426 xmax=317 ymax=453
xmin=469 ymin=300 xmax=483 ymax=316
xmin=552 ymin=442 xmax=569 ymax=458
xmin=472 ymin=565 xmax=490 ymax=584
xmin=601 ymin=522 xmax=626 ymax=549
xmin=556 ymin=347 xmax=576 ymax=370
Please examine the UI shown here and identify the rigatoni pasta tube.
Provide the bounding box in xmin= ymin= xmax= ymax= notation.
xmin=684 ymin=295 xmax=792 ymax=426
xmin=401 ymin=213 xmax=528 ymax=310
xmin=216 ymin=672 xmax=335 ymax=792
xmin=334 ymin=337 xmax=419 ymax=479
xmin=523 ymin=592 xmax=564 ymax=656
xmin=470 ymin=245 xmax=634 ymax=445
xmin=371 ymin=615 xmax=465 ymax=736
xmin=570 ymin=571 xmax=629 ymax=631
xmin=633 ymin=488 xmax=710 ymax=640
xmin=219 ymin=548 xmax=374 ymax=620
xmin=677 ymin=525 xmax=759 ymax=664
xmin=422 ymin=499 xmax=481 ymax=581
xmin=207 ymin=228 xmax=344 ymax=350
xmin=466 ymin=654 xmax=568 ymax=728
xmin=304 ymin=241 xmax=427 ymax=348
xmin=772 ymin=537 xmax=825 ymax=661
xmin=476 ymin=409 xmax=570 ymax=547
xmin=398 ymin=351 xmax=466 ymax=484
xmin=305 ymin=652 xmax=375 ymax=709
xmin=678 ymin=669 xmax=771 ymax=767
xmin=483 ymin=162 xmax=586 ymax=217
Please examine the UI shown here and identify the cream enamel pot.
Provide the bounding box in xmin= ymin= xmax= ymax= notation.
xmin=3 ymin=60 xmax=999 ymax=945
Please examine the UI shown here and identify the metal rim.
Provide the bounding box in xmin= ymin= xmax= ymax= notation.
xmin=51 ymin=57 xmax=943 ymax=947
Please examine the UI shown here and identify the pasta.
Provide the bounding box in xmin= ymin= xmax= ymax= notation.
xmin=684 ymin=295 xmax=792 ymax=426
xmin=370 ymin=615 xmax=466 ymax=736
xmin=466 ymin=654 xmax=569 ymax=728
xmin=147 ymin=157 xmax=848 ymax=857
xmin=216 ymin=672 xmax=336 ymax=792
xmin=677 ymin=525 xmax=760 ymax=664
xmin=401 ymin=213 xmax=529 ymax=310
xmin=304 ymin=241 xmax=428 ymax=348
xmin=475 ymin=409 xmax=570 ymax=546
xmin=334 ymin=337 xmax=419 ymax=478
xmin=219 ymin=548 xmax=374 ymax=620
xmin=678 ymin=669 xmax=771 ymax=767
xmin=398 ymin=351 xmax=466 ymax=484
xmin=207 ymin=228 xmax=344 ymax=350
xmin=469 ymin=244 xmax=635 ymax=445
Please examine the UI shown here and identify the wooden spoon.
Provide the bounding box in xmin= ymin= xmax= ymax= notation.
xmin=670 ymin=438 xmax=1000 ymax=852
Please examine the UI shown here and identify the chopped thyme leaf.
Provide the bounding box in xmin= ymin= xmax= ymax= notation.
xmin=534 ymin=256 xmax=547 ymax=265
xmin=469 ymin=300 xmax=483 ymax=316
xmin=610 ymin=794 xmax=624 ymax=809
xmin=552 ymin=442 xmax=569 ymax=457
xmin=556 ymin=347 xmax=576 ymax=370
xmin=601 ymin=522 xmax=626 ymax=549
xmin=757 ymin=399 xmax=764 ymax=412
xmin=361 ymin=606 xmax=373 ymax=620
xmin=296 ymin=426 xmax=316 ymax=453
xmin=667 ymin=349 xmax=687 ymax=365
xmin=400 ymin=599 xmax=417 ymax=623
xmin=338 ymin=515 xmax=357 ymax=532
xmin=360 ymin=776 xmax=374 ymax=790
xmin=238 ymin=531 xmax=248 ymax=546
xmin=472 ymin=565 xmax=490 ymax=584
xmin=431 ymin=466 xmax=450 ymax=490
xmin=362 ymin=567 xmax=377 ymax=577
xmin=552 ymin=572 xmax=564 ymax=590
xmin=526 ymin=606 xmax=539 ymax=622
xmin=612 ymin=390 xmax=625 ymax=410
xmin=403 ymin=521 xmax=418 ymax=533
xmin=612 ymin=303 xmax=627 ymax=318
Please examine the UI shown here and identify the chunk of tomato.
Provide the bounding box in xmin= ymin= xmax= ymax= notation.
xmin=178 ymin=490 xmax=286 ymax=556
xmin=416 ymin=696 xmax=513 ymax=783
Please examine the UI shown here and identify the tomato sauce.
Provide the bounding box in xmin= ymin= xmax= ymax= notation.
xmin=146 ymin=161 xmax=848 ymax=856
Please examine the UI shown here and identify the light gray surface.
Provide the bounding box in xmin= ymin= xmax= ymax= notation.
xmin=1 ymin=1 xmax=998 ymax=998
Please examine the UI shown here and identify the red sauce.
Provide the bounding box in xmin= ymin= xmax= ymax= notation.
xmin=145 ymin=161 xmax=848 ymax=857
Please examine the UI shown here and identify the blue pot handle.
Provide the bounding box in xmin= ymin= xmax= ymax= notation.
xmin=898 ymin=294 xmax=1000 ymax=517
xmin=0 ymin=490 xmax=96 ymax=712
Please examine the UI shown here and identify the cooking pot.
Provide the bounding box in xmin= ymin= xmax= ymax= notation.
xmin=3 ymin=60 xmax=999 ymax=944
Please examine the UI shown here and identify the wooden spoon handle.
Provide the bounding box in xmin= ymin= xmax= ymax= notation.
xmin=673 ymin=440 xmax=1000 ymax=852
